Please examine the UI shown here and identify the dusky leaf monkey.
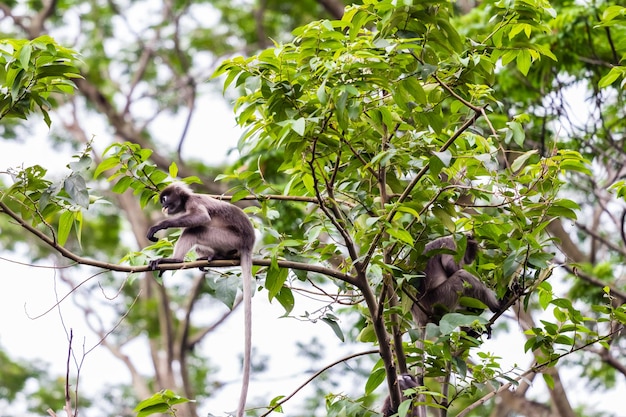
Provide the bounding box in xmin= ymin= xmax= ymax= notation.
xmin=381 ymin=373 xmax=421 ymax=417
xmin=146 ymin=183 xmax=255 ymax=417
xmin=410 ymin=234 xmax=501 ymax=327
xmin=403 ymin=235 xmax=502 ymax=417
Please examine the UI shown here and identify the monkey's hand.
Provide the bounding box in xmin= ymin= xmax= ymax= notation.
xmin=148 ymin=258 xmax=162 ymax=271
xmin=146 ymin=226 xmax=160 ymax=242
xmin=148 ymin=258 xmax=169 ymax=277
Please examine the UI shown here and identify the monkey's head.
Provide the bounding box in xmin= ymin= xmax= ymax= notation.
xmin=398 ymin=373 xmax=418 ymax=390
xmin=159 ymin=184 xmax=191 ymax=216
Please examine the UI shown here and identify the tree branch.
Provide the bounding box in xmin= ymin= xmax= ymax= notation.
xmin=560 ymin=263 xmax=626 ymax=301
xmin=0 ymin=200 xmax=358 ymax=285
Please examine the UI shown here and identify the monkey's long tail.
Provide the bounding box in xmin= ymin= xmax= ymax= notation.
xmin=236 ymin=250 xmax=253 ymax=417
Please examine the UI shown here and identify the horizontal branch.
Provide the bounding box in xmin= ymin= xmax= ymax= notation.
xmin=0 ymin=201 xmax=358 ymax=285
xmin=207 ymin=192 xmax=357 ymax=209
xmin=208 ymin=193 xmax=319 ymax=204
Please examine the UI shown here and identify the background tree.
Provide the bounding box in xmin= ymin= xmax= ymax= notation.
xmin=0 ymin=1 xmax=624 ymax=417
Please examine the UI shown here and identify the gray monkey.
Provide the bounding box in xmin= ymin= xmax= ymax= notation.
xmin=411 ymin=235 xmax=500 ymax=326
xmin=146 ymin=183 xmax=254 ymax=417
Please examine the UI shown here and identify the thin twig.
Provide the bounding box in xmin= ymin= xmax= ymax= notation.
xmin=259 ymin=349 xmax=379 ymax=416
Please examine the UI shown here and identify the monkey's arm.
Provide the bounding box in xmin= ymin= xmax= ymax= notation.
xmin=146 ymin=208 xmax=211 ymax=242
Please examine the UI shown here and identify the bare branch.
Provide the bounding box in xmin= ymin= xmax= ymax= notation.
xmin=29 ymin=0 xmax=57 ymax=38
xmin=561 ymin=263 xmax=626 ymax=301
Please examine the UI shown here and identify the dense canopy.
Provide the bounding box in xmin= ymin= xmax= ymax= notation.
xmin=0 ymin=1 xmax=625 ymax=417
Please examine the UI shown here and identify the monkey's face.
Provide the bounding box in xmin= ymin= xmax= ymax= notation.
xmin=160 ymin=190 xmax=186 ymax=216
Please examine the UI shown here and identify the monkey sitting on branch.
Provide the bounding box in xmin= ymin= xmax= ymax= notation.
xmin=410 ymin=234 xmax=501 ymax=328
xmin=146 ymin=183 xmax=255 ymax=417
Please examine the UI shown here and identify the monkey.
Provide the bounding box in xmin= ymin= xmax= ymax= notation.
xmin=146 ymin=183 xmax=254 ymax=417
xmin=410 ymin=234 xmax=501 ymax=327
xmin=403 ymin=236 xmax=501 ymax=417
xmin=381 ymin=373 xmax=421 ymax=417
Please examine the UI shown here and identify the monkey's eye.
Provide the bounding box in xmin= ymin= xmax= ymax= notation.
xmin=161 ymin=196 xmax=168 ymax=204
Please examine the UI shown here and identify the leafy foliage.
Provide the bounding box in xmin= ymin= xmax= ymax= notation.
xmin=0 ymin=0 xmax=625 ymax=417
xmin=0 ymin=36 xmax=81 ymax=127
xmin=134 ymin=390 xmax=193 ymax=417
xmin=210 ymin=0 xmax=603 ymax=414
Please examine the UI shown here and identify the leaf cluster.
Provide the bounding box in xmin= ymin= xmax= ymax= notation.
xmin=0 ymin=35 xmax=81 ymax=127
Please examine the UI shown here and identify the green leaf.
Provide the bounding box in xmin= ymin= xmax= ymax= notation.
xmin=268 ymin=395 xmax=285 ymax=412
xmin=432 ymin=207 xmax=455 ymax=232
xmin=321 ymin=314 xmax=344 ymax=342
xmin=230 ymin=188 xmax=250 ymax=203
xmin=134 ymin=390 xmax=191 ymax=417
xmin=506 ymin=121 xmax=525 ymax=147
xmin=364 ymin=367 xmax=386 ymax=395
xmin=439 ymin=313 xmax=486 ymax=335
xmin=398 ymin=399 xmax=413 ymax=417
xmin=204 ymin=275 xmax=239 ymax=309
xmin=538 ymin=281 xmax=553 ymax=310
xmin=357 ymin=323 xmax=376 ymax=342
xmin=291 ymin=117 xmax=306 ymax=136
xmin=57 ymin=210 xmax=74 ymax=246
xmin=18 ymin=43 xmax=32 ymax=69
xmin=112 ymin=176 xmax=133 ymax=194
xmin=509 ymin=23 xmax=533 ymax=40
xmin=64 ymin=173 xmax=90 ymax=208
xmin=542 ymin=373 xmax=555 ymax=390
xmin=395 ymin=204 xmax=421 ymax=219
xmin=598 ymin=66 xmax=624 ymax=88
xmin=275 ymin=286 xmax=295 ymax=315
xmin=94 ymin=157 xmax=120 ymax=178
xmin=432 ymin=150 xmax=452 ymax=167
xmin=602 ymin=5 xmax=626 ymax=22
xmin=265 ymin=264 xmax=288 ymax=300
xmin=136 ymin=403 xmax=170 ymax=417
xmin=168 ymin=162 xmax=178 ymax=178
xmin=511 ymin=150 xmax=538 ymax=172
xmin=386 ymin=226 xmax=414 ymax=246
xmin=516 ymin=49 xmax=532 ymax=76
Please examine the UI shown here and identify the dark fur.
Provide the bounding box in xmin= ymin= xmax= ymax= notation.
xmin=382 ymin=374 xmax=420 ymax=417
xmin=146 ymin=183 xmax=254 ymax=417
xmin=411 ymin=235 xmax=500 ymax=326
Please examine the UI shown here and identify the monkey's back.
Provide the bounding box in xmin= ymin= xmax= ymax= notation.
xmin=196 ymin=194 xmax=255 ymax=249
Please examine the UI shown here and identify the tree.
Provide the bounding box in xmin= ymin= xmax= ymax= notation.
xmin=0 ymin=1 xmax=625 ymax=417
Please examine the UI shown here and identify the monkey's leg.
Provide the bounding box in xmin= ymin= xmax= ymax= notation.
xmin=147 ymin=228 xmax=201 ymax=274
xmin=453 ymin=270 xmax=500 ymax=312
xmin=194 ymin=227 xmax=243 ymax=269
